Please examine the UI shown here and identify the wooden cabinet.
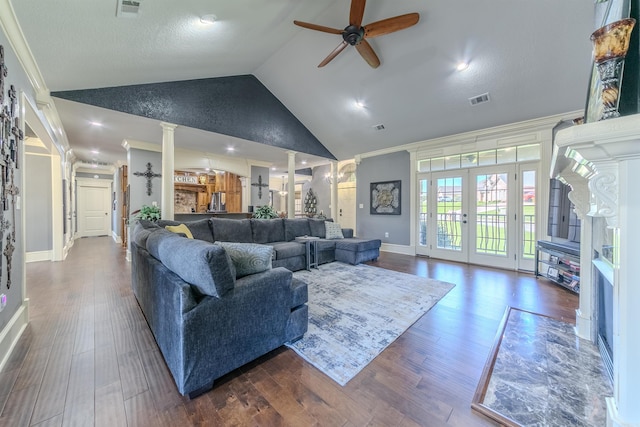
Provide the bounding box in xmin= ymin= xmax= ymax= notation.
xmin=173 ymin=170 xmax=243 ymax=213
xmin=535 ymin=240 xmax=580 ymax=293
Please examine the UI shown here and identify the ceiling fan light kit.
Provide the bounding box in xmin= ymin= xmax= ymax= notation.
xmin=294 ymin=0 xmax=419 ymax=69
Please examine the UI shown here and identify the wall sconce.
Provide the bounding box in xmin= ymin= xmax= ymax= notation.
xmin=279 ymin=176 xmax=288 ymax=196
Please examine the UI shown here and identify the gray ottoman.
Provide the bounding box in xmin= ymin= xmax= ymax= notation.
xmin=334 ymin=238 xmax=382 ymax=265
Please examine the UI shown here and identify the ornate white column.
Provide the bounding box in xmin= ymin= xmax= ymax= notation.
xmin=330 ymin=161 xmax=338 ymax=220
xmin=287 ymin=151 xmax=296 ymax=218
xmin=160 ymin=122 xmax=177 ymax=220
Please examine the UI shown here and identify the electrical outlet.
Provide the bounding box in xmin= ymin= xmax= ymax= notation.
xmin=0 ymin=294 xmax=6 ymax=312
xmin=384 ymin=232 xmax=389 ymax=238
xmin=359 ymin=203 xmax=364 ymax=209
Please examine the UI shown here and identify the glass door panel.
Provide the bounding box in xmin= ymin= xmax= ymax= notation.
xmin=475 ymin=172 xmax=508 ymax=256
xmin=469 ymin=166 xmax=516 ymax=269
xmin=417 ymin=176 xmax=429 ymax=254
xmin=429 ymin=171 xmax=468 ymax=263
xmin=519 ymin=166 xmax=537 ymax=271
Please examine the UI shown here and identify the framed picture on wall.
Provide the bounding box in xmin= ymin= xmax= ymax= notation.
xmin=370 ymin=180 xmax=401 ymax=215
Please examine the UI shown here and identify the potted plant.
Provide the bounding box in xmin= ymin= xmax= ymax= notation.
xmin=253 ymin=205 xmax=279 ymax=219
xmin=132 ymin=204 xmax=161 ymax=222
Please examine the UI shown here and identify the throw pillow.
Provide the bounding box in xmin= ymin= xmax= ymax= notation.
xmin=165 ymin=224 xmax=194 ymax=239
xmin=214 ymin=242 xmax=273 ymax=278
xmin=325 ymin=221 xmax=344 ymax=239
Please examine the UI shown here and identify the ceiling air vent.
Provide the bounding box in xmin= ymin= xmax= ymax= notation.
xmin=373 ymin=124 xmax=385 ymax=131
xmin=116 ymin=0 xmax=141 ymax=18
xmin=469 ymin=92 xmax=490 ymax=106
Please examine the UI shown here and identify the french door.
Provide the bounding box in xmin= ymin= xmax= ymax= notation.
xmin=417 ymin=163 xmax=538 ymax=270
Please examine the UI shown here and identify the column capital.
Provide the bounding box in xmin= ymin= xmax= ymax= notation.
xmin=160 ymin=122 xmax=178 ymax=131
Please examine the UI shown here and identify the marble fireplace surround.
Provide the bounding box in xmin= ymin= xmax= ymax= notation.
xmin=552 ymin=114 xmax=640 ymax=427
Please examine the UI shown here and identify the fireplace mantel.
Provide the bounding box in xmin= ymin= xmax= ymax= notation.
xmin=553 ymin=114 xmax=640 ymax=427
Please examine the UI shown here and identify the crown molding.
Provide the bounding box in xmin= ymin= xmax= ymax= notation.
xmin=121 ymin=139 xmax=161 ymax=153
xmin=357 ymin=110 xmax=583 ymax=161
xmin=0 ymin=0 xmax=70 ymax=156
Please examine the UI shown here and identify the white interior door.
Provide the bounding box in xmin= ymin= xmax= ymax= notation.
xmin=337 ymin=181 xmax=356 ymax=230
xmin=77 ymin=181 xmax=111 ymax=237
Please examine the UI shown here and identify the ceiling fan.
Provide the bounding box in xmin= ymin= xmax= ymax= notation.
xmin=294 ymin=0 xmax=419 ymax=69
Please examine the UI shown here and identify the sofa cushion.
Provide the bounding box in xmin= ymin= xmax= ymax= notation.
xmin=290 ymin=277 xmax=308 ymax=308
xmin=210 ymin=218 xmax=253 ymax=243
xmin=251 ymin=218 xmax=285 ymax=243
xmin=147 ymin=231 xmax=235 ymax=297
xmin=214 ymin=242 xmax=273 ymax=278
xmin=284 ymin=219 xmax=312 ymax=241
xmin=165 ymin=223 xmax=194 ymax=239
xmin=268 ymin=241 xmax=306 ymax=259
xmin=308 ymin=219 xmax=327 ymax=238
xmin=157 ymin=219 xmax=213 ymax=242
xmin=325 ymin=221 xmax=344 ymax=239
xmin=132 ymin=222 xmax=159 ymax=248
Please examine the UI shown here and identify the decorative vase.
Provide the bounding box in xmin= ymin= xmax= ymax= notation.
xmin=590 ymin=18 xmax=636 ymax=120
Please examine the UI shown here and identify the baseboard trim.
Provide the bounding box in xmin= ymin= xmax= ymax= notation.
xmin=25 ymin=250 xmax=51 ymax=263
xmin=380 ymin=243 xmax=416 ymax=256
xmin=0 ymin=301 xmax=29 ymax=373
xmin=112 ymin=231 xmax=122 ymax=244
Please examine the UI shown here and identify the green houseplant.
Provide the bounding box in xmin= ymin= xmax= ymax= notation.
xmin=253 ymin=205 xmax=278 ymax=219
xmin=133 ymin=204 xmax=161 ymax=222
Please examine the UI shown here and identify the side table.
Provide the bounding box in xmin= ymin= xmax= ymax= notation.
xmin=295 ymin=236 xmax=320 ymax=270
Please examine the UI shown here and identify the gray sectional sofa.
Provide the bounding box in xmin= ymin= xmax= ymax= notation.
xmin=130 ymin=217 xmax=380 ymax=398
xmin=157 ymin=217 xmax=381 ymax=272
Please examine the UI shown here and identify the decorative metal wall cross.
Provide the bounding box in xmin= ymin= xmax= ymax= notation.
xmin=251 ymin=175 xmax=269 ymax=199
xmin=133 ymin=162 xmax=161 ymax=196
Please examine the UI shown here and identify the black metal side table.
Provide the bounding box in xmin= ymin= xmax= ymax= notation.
xmin=295 ymin=236 xmax=320 ymax=270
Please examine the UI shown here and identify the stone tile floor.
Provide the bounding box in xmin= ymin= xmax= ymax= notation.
xmin=482 ymin=309 xmax=612 ymax=427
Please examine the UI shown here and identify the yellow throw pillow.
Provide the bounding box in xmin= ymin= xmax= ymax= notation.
xmin=165 ymin=224 xmax=194 ymax=239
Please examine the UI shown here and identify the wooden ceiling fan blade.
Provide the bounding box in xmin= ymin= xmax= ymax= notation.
xmin=364 ymin=13 xmax=419 ymax=38
xmin=355 ymin=39 xmax=380 ymax=68
xmin=294 ymin=20 xmax=343 ymax=35
xmin=318 ymin=41 xmax=349 ymax=67
xmin=349 ymin=0 xmax=366 ymax=27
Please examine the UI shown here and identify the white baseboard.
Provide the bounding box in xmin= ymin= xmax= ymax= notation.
xmin=25 ymin=250 xmax=51 ymax=263
xmin=112 ymin=231 xmax=122 ymax=244
xmin=380 ymin=243 xmax=416 ymax=256
xmin=0 ymin=300 xmax=29 ymax=373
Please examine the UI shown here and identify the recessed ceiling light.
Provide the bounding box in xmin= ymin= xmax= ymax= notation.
xmin=90 ymin=121 xmax=103 ymax=127
xmin=227 ymin=147 xmax=235 ymax=152
xmin=301 ymin=160 xmax=307 ymax=165
xmin=200 ymin=14 xmax=217 ymax=25
xmin=91 ymin=149 xmax=100 ymax=154
xmin=355 ymin=100 xmax=365 ymax=109
xmin=456 ymin=62 xmax=469 ymax=71
xmin=271 ymin=167 xmax=276 ymax=171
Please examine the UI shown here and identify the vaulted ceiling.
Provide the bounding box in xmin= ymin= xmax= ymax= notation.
xmin=11 ymin=0 xmax=595 ymax=172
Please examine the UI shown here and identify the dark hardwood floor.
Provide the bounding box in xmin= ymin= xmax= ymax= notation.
xmin=1 ymin=237 xmax=578 ymax=426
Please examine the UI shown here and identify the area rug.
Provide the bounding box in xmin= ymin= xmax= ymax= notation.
xmin=472 ymin=307 xmax=613 ymax=427
xmin=286 ymin=262 xmax=455 ymax=386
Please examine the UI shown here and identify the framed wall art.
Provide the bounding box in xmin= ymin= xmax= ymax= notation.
xmin=370 ymin=180 xmax=401 ymax=215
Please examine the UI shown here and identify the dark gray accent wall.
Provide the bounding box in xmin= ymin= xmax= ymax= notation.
xmin=250 ymin=166 xmax=270 ymax=208
xmin=356 ymin=151 xmax=411 ymax=245
xmin=52 ymin=75 xmax=336 ymax=160
xmin=129 ymin=149 xmax=162 ymax=214
xmin=25 ymin=155 xmax=53 ymax=252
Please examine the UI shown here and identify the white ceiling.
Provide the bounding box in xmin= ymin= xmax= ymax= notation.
xmin=11 ymin=0 xmax=595 ymax=172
